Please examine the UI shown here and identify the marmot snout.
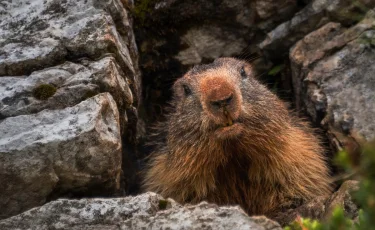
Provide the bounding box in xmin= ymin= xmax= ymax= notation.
xmin=143 ymin=57 xmax=332 ymax=218
xmin=200 ymin=75 xmax=241 ymax=129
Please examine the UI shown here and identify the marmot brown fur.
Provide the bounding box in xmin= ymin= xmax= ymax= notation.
xmin=143 ymin=57 xmax=332 ymax=217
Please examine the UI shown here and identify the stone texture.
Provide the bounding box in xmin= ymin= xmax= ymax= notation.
xmin=290 ymin=9 xmax=375 ymax=149
xmin=0 ymin=0 xmax=140 ymax=138
xmin=0 ymin=0 xmax=141 ymax=135
xmin=259 ymin=0 xmax=375 ymax=59
xmin=174 ymin=25 xmax=247 ymax=65
xmin=0 ymin=0 xmax=138 ymax=81
xmin=272 ymin=180 xmax=360 ymax=226
xmin=126 ymin=202 xmax=280 ymax=230
xmin=0 ymin=192 xmax=282 ymax=230
xmin=0 ymin=0 xmax=142 ymax=219
xmin=272 ymin=196 xmax=329 ymax=226
xmin=255 ymin=0 xmax=296 ymax=20
xmin=324 ymin=180 xmax=360 ymax=220
xmin=0 ymin=0 xmax=140 ymax=120
xmin=0 ymin=57 xmax=133 ymax=122
xmin=0 ymin=93 xmax=122 ymax=219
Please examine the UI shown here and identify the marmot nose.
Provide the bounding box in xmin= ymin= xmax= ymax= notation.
xmin=200 ymin=76 xmax=240 ymax=122
xmin=210 ymin=94 xmax=233 ymax=108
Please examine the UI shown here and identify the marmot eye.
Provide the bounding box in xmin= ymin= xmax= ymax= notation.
xmin=182 ymin=84 xmax=192 ymax=96
xmin=240 ymin=67 xmax=247 ymax=79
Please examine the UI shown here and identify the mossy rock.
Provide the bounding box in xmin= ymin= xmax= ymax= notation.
xmin=132 ymin=0 xmax=154 ymax=26
xmin=82 ymin=90 xmax=98 ymax=100
xmin=158 ymin=199 xmax=169 ymax=210
xmin=33 ymin=84 xmax=57 ymax=100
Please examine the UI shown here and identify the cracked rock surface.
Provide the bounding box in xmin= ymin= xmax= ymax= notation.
xmin=0 ymin=0 xmax=138 ymax=83
xmin=0 ymin=192 xmax=282 ymax=230
xmin=259 ymin=0 xmax=375 ymax=58
xmin=0 ymin=0 xmax=140 ymax=219
xmin=290 ymin=9 xmax=375 ymax=150
xmin=0 ymin=93 xmax=122 ymax=219
xmin=0 ymin=57 xmax=133 ymax=122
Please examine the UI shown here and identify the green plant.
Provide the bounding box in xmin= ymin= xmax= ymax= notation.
xmin=268 ymin=64 xmax=285 ymax=76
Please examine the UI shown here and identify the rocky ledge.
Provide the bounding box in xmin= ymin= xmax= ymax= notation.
xmin=0 ymin=181 xmax=360 ymax=229
xmin=0 ymin=192 xmax=282 ymax=230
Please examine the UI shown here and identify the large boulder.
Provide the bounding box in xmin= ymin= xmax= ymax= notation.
xmin=0 ymin=0 xmax=141 ymax=218
xmin=290 ymin=9 xmax=375 ymax=150
xmin=0 ymin=192 xmax=282 ymax=230
xmin=0 ymin=93 xmax=122 ymax=219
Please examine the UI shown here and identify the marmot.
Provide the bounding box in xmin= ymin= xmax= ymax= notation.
xmin=143 ymin=57 xmax=332 ymax=217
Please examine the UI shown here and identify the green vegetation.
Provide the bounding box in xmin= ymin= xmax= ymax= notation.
xmin=268 ymin=64 xmax=285 ymax=76
xmin=132 ymin=0 xmax=155 ymax=25
xmin=82 ymin=90 xmax=97 ymax=100
xmin=334 ymin=0 xmax=371 ymax=24
xmin=158 ymin=199 xmax=169 ymax=210
xmin=285 ymin=141 xmax=375 ymax=230
xmin=33 ymin=84 xmax=57 ymax=100
xmin=357 ymin=33 xmax=375 ymax=46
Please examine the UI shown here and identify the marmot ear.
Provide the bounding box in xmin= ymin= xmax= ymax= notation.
xmin=172 ymin=78 xmax=192 ymax=98
xmin=240 ymin=66 xmax=247 ymax=79
xmin=182 ymin=84 xmax=192 ymax=96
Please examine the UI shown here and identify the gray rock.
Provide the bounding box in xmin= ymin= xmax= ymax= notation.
xmin=0 ymin=0 xmax=141 ymax=152
xmin=0 ymin=0 xmax=144 ymax=221
xmin=0 ymin=93 xmax=122 ymax=219
xmin=0 ymin=57 xmax=133 ymax=121
xmin=0 ymin=0 xmax=139 ymax=100
xmin=290 ymin=9 xmax=375 ymax=148
xmin=171 ymin=0 xmax=299 ymax=65
xmin=0 ymin=192 xmax=282 ymax=230
xmin=324 ymin=180 xmax=359 ymax=220
xmin=255 ymin=0 xmax=296 ymax=20
xmin=126 ymin=202 xmax=280 ymax=230
xmin=174 ymin=25 xmax=247 ymax=65
xmin=271 ymin=180 xmax=360 ymax=226
xmin=271 ymin=196 xmax=329 ymax=226
xmin=259 ymin=0 xmax=375 ymax=58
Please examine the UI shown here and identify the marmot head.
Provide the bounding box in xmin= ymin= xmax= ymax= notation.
xmin=170 ymin=57 xmax=288 ymax=140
